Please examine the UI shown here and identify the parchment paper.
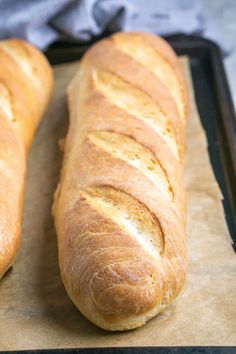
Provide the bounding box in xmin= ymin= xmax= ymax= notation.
xmin=0 ymin=58 xmax=235 ymax=351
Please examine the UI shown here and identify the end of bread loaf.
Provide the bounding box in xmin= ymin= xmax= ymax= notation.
xmin=57 ymin=186 xmax=185 ymax=331
xmin=0 ymin=38 xmax=53 ymax=150
xmin=111 ymin=31 xmax=189 ymax=121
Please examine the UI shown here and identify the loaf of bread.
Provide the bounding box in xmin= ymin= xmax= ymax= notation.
xmin=0 ymin=39 xmax=53 ymax=279
xmin=53 ymin=32 xmax=188 ymax=331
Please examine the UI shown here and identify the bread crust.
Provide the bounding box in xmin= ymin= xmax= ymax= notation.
xmin=0 ymin=39 xmax=53 ymax=278
xmin=54 ymin=32 xmax=188 ymax=331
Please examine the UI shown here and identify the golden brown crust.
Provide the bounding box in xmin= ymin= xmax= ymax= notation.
xmin=0 ymin=39 xmax=53 ymax=149
xmin=54 ymin=32 xmax=188 ymax=331
xmin=0 ymin=117 xmax=25 ymax=278
xmin=112 ymin=32 xmax=189 ymax=121
xmin=0 ymin=39 xmax=53 ymax=279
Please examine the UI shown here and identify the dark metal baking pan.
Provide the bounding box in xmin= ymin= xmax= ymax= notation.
xmin=3 ymin=34 xmax=236 ymax=354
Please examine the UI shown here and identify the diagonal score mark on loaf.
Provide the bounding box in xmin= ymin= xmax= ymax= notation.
xmin=93 ymin=69 xmax=179 ymax=160
xmin=0 ymin=41 xmax=47 ymax=130
xmin=88 ymin=130 xmax=174 ymax=204
xmin=0 ymin=45 xmax=38 ymax=130
xmin=0 ymin=42 xmax=40 ymax=90
xmin=80 ymin=186 xmax=164 ymax=260
xmin=112 ymin=34 xmax=186 ymax=121
xmin=0 ymin=81 xmax=14 ymax=121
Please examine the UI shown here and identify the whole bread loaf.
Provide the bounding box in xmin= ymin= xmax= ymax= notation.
xmin=53 ymin=32 xmax=188 ymax=331
xmin=0 ymin=39 xmax=53 ymax=279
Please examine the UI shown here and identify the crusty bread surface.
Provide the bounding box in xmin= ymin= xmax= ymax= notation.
xmin=0 ymin=39 xmax=53 ymax=278
xmin=53 ymin=32 xmax=188 ymax=331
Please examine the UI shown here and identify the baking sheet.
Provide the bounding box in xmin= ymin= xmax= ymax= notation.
xmin=0 ymin=57 xmax=235 ymax=350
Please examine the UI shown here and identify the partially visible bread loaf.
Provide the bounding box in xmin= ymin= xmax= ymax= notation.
xmin=0 ymin=39 xmax=53 ymax=279
xmin=53 ymin=32 xmax=188 ymax=331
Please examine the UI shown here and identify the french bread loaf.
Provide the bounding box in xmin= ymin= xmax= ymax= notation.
xmin=53 ymin=32 xmax=188 ymax=331
xmin=0 ymin=39 xmax=53 ymax=279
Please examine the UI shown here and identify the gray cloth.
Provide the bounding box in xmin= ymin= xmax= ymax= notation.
xmin=0 ymin=0 xmax=231 ymax=53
